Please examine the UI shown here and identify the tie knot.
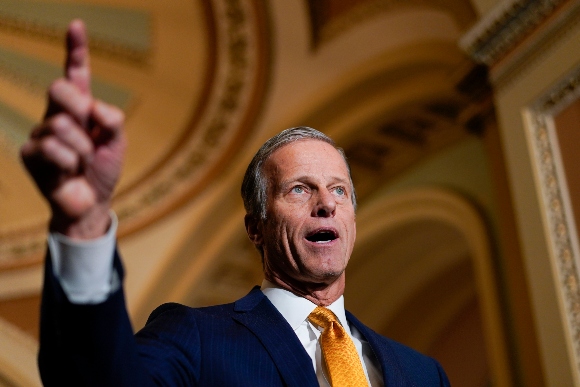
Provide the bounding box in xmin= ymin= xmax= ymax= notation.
xmin=308 ymin=306 xmax=339 ymax=330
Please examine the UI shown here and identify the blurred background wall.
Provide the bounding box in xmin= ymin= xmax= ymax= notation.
xmin=1 ymin=0 xmax=579 ymax=385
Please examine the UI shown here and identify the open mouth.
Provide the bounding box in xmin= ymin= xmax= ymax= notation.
xmin=306 ymin=229 xmax=338 ymax=243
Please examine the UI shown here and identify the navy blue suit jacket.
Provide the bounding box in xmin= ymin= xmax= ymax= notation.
xmin=39 ymin=252 xmax=450 ymax=386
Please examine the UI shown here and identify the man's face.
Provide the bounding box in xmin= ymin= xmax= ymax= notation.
xmin=251 ymin=139 xmax=356 ymax=291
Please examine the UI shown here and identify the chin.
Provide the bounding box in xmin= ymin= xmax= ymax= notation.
xmin=309 ymin=267 xmax=345 ymax=282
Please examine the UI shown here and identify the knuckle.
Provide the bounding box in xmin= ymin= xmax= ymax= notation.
xmin=77 ymin=136 xmax=94 ymax=157
xmin=77 ymin=96 xmax=92 ymax=116
xmin=50 ymin=114 xmax=72 ymax=132
xmin=41 ymin=138 xmax=77 ymax=171
xmin=39 ymin=136 xmax=58 ymax=155
xmin=51 ymin=115 xmax=93 ymax=155
xmin=47 ymin=78 xmax=67 ymax=98
xmin=48 ymin=79 xmax=92 ymax=118
xmin=94 ymin=101 xmax=125 ymax=129
xmin=109 ymin=111 xmax=125 ymax=129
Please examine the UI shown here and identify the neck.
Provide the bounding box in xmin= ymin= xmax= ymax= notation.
xmin=266 ymin=274 xmax=345 ymax=306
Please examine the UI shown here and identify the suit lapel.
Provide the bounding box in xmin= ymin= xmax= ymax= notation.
xmin=346 ymin=310 xmax=414 ymax=387
xmin=233 ymin=287 xmax=318 ymax=387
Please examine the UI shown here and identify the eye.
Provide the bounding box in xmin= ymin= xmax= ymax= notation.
xmin=292 ymin=186 xmax=305 ymax=194
xmin=334 ymin=186 xmax=346 ymax=196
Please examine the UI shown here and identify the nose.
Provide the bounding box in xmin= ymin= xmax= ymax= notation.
xmin=312 ymin=189 xmax=336 ymax=217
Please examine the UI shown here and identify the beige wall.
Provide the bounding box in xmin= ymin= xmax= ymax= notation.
xmin=470 ymin=1 xmax=580 ymax=385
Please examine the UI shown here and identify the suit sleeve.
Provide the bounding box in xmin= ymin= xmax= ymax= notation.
xmin=38 ymin=249 xmax=151 ymax=387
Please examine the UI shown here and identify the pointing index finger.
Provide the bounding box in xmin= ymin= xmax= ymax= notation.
xmin=65 ymin=19 xmax=91 ymax=95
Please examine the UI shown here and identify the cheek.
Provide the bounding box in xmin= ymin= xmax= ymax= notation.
xmin=265 ymin=215 xmax=291 ymax=246
xmin=344 ymin=217 xmax=356 ymax=250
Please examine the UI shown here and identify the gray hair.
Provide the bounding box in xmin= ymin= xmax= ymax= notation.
xmin=241 ymin=126 xmax=357 ymax=220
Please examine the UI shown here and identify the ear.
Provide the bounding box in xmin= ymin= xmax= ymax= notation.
xmin=244 ymin=214 xmax=263 ymax=247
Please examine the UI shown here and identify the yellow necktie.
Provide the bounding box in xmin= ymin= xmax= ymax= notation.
xmin=308 ymin=306 xmax=369 ymax=387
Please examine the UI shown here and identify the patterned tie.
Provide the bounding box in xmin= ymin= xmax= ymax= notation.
xmin=308 ymin=306 xmax=369 ymax=387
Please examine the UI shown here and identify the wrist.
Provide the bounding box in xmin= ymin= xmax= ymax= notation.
xmin=50 ymin=202 xmax=112 ymax=240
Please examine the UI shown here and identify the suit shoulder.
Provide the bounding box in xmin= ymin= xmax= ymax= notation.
xmin=146 ymin=301 xmax=237 ymax=325
xmin=145 ymin=286 xmax=264 ymax=325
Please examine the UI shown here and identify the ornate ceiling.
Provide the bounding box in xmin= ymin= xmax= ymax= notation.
xmin=6 ymin=0 xmax=580 ymax=385
xmin=0 ymin=0 xmax=502 ymax=385
xmin=0 ymin=0 xmax=486 ymax=268
xmin=0 ymin=0 xmax=270 ymax=266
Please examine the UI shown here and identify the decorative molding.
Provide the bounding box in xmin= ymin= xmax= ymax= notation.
xmin=0 ymin=0 xmax=270 ymax=266
xmin=526 ymin=65 xmax=580 ymax=379
xmin=460 ymin=0 xmax=580 ymax=90
xmin=0 ymin=230 xmax=45 ymax=269
xmin=114 ymin=0 xmax=268 ymax=234
xmin=535 ymin=66 xmax=580 ymax=115
xmin=494 ymin=3 xmax=580 ymax=90
xmin=459 ymin=0 xmax=567 ymax=66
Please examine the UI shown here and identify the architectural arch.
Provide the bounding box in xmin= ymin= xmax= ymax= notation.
xmin=347 ymin=187 xmax=511 ymax=386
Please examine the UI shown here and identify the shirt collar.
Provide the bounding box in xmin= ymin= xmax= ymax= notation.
xmin=260 ymin=280 xmax=351 ymax=335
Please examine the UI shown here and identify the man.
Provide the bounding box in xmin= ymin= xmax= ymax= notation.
xmin=22 ymin=20 xmax=450 ymax=386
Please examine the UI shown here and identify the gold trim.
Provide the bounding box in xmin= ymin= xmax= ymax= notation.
xmin=114 ymin=0 xmax=269 ymax=234
xmin=536 ymin=67 xmax=580 ymax=114
xmin=492 ymin=2 xmax=580 ymax=90
xmin=459 ymin=0 xmax=567 ymax=66
xmin=0 ymin=0 xmax=271 ymax=266
xmin=527 ymin=65 xmax=580 ymax=377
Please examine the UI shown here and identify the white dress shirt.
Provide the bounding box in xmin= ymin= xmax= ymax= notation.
xmin=47 ymin=212 xmax=119 ymax=304
xmin=261 ymin=281 xmax=384 ymax=386
xmin=48 ymin=214 xmax=384 ymax=386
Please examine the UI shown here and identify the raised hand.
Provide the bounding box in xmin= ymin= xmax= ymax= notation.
xmin=21 ymin=19 xmax=126 ymax=239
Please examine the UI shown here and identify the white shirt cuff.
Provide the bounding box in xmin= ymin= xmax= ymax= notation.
xmin=47 ymin=212 xmax=119 ymax=304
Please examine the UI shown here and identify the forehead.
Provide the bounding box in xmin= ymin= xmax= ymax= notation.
xmin=263 ymin=139 xmax=349 ymax=179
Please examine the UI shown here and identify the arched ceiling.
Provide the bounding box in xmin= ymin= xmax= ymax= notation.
xmin=306 ymin=0 xmax=476 ymax=47
xmin=0 ymin=0 xmax=488 ymax=265
xmin=0 ymin=0 xmax=270 ymax=266
xmin=0 ymin=0 xmax=491 ymax=336
xmin=0 ymin=1 xmax=504 ymax=385
xmin=0 ymin=0 xmax=495 ymax=334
